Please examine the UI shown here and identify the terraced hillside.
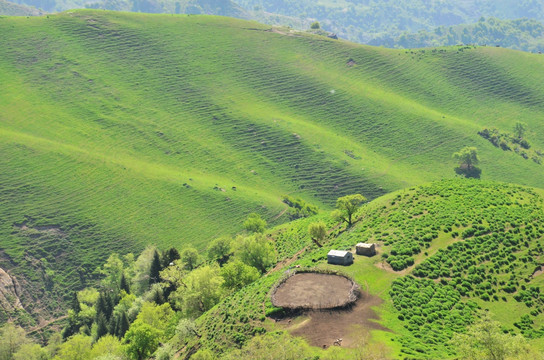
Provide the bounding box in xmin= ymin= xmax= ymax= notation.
xmin=1 ymin=11 xmax=544 ymax=322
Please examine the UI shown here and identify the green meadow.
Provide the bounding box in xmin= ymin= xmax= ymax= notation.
xmin=1 ymin=10 xmax=544 ymax=321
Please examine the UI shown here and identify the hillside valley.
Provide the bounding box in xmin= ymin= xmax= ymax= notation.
xmin=1 ymin=10 xmax=544 ymax=359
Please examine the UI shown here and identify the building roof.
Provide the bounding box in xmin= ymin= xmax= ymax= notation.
xmin=328 ymin=250 xmax=351 ymax=257
xmin=356 ymin=243 xmax=375 ymax=248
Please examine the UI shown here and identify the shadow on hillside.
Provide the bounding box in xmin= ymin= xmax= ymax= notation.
xmin=454 ymin=166 xmax=481 ymax=179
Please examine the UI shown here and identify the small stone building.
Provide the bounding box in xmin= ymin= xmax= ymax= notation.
xmin=356 ymin=243 xmax=376 ymax=256
xmin=327 ymin=250 xmax=353 ymax=266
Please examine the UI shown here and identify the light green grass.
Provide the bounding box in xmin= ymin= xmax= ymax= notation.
xmin=1 ymin=11 xmax=544 ymax=320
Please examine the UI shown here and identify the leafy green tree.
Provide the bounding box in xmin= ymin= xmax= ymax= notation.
xmin=514 ymin=121 xmax=528 ymax=139
xmin=452 ymin=313 xmax=533 ymax=360
xmin=220 ymin=260 xmax=260 ymax=292
xmin=453 ymin=146 xmax=479 ymax=171
xmin=310 ymin=21 xmax=320 ymax=29
xmin=89 ymin=335 xmax=126 ymax=359
xmin=128 ymin=246 xmax=157 ymax=295
xmin=53 ymin=334 xmax=92 ymax=360
xmin=175 ymin=319 xmax=199 ymax=342
xmin=236 ymin=234 xmax=277 ymax=273
xmin=180 ymin=247 xmax=200 ymax=271
xmin=207 ymin=236 xmax=233 ymax=265
xmin=333 ymin=194 xmax=367 ymax=226
xmin=124 ymin=323 xmax=161 ymax=360
xmin=243 ymin=213 xmax=267 ymax=233
xmin=0 ymin=323 xmax=30 ymax=360
xmin=169 ymin=265 xmax=224 ymax=317
xmin=98 ymin=253 xmax=126 ymax=292
xmin=12 ymin=343 xmax=47 ymax=360
xmin=308 ymin=221 xmax=327 ymax=247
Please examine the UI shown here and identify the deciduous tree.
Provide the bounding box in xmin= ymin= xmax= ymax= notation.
xmin=308 ymin=221 xmax=327 ymax=247
xmin=334 ymin=194 xmax=367 ymax=226
xmin=453 ymin=146 xmax=479 ymax=171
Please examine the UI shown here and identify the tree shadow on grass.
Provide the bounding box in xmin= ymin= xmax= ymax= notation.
xmin=454 ymin=166 xmax=482 ymax=179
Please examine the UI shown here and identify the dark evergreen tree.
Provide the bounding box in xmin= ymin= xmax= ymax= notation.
xmin=70 ymin=291 xmax=81 ymax=314
xmin=95 ymin=292 xmax=107 ymax=320
xmin=149 ymin=250 xmax=162 ymax=284
xmin=162 ymin=247 xmax=180 ymax=268
xmin=117 ymin=311 xmax=130 ymax=338
xmin=120 ymin=272 xmax=130 ymax=294
xmin=96 ymin=312 xmax=109 ymax=340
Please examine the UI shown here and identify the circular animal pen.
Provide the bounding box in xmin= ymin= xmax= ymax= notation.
xmin=271 ymin=271 xmax=359 ymax=310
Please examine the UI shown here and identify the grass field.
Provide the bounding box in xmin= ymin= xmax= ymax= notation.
xmin=1 ymin=10 xmax=544 ymax=322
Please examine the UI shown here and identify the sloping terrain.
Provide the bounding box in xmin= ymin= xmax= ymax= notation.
xmin=190 ymin=180 xmax=544 ymax=359
xmin=1 ymin=11 xmax=544 ymax=323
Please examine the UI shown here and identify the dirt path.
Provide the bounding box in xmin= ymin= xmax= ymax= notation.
xmin=26 ymin=315 xmax=68 ymax=335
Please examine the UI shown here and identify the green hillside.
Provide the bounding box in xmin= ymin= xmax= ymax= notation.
xmin=1 ymin=10 xmax=544 ymax=323
xmin=187 ymin=179 xmax=544 ymax=359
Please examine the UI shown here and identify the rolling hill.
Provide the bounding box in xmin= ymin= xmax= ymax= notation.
xmin=1 ymin=10 xmax=544 ymax=324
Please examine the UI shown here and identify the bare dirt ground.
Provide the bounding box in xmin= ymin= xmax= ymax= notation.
xmin=274 ymin=292 xmax=389 ymax=348
xmin=272 ymin=273 xmax=356 ymax=309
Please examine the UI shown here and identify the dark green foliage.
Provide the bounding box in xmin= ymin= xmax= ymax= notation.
xmin=390 ymin=276 xmax=474 ymax=355
xmin=149 ymin=250 xmax=162 ymax=285
xmin=207 ymin=237 xmax=233 ymax=266
xmin=282 ymin=195 xmax=318 ymax=220
xmin=238 ymin=0 xmax=544 ymax=50
xmin=162 ymin=247 xmax=181 ymax=268
xmin=116 ymin=311 xmax=130 ymax=338
xmin=180 ymin=247 xmax=200 ymax=271
xmin=70 ymin=291 xmax=81 ymax=314
xmin=381 ymin=18 xmax=544 ymax=53
xmin=120 ymin=272 xmax=130 ymax=294
xmin=479 ymin=127 xmax=542 ymax=164
xmin=95 ymin=312 xmax=109 ymax=340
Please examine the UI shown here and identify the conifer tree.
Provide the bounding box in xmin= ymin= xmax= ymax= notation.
xmin=95 ymin=312 xmax=109 ymax=340
xmin=117 ymin=311 xmax=130 ymax=338
xmin=70 ymin=291 xmax=81 ymax=314
xmin=149 ymin=250 xmax=162 ymax=284
xmin=120 ymin=272 xmax=130 ymax=294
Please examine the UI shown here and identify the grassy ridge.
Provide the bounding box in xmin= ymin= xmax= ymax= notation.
xmin=1 ymin=11 xmax=544 ymax=321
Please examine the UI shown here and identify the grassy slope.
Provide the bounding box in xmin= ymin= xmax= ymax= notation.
xmin=1 ymin=11 xmax=544 ymax=320
xmin=192 ymin=179 xmax=544 ymax=359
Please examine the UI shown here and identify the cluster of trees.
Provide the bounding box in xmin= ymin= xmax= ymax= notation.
xmin=479 ymin=122 xmax=542 ymax=164
xmin=236 ymin=0 xmax=544 ymax=47
xmin=374 ymin=17 xmax=544 ymax=52
xmin=1 ymin=211 xmax=278 ymax=360
xmin=281 ymin=195 xmax=318 ymax=220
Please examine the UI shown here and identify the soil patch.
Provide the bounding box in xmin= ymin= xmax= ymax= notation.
xmin=272 ymin=273 xmax=358 ymax=309
xmin=274 ymin=292 xmax=389 ymax=348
